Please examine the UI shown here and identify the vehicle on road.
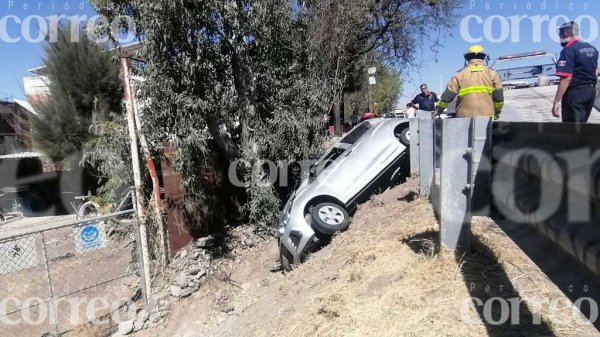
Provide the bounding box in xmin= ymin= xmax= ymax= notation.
xmin=382 ymin=111 xmax=407 ymax=119
xmin=360 ymin=112 xmax=377 ymax=122
xmin=277 ymin=118 xmax=410 ymax=271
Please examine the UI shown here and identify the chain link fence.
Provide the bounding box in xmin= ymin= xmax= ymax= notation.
xmin=0 ymin=210 xmax=146 ymax=337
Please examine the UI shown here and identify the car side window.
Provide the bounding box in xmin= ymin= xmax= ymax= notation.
xmin=340 ymin=122 xmax=371 ymax=145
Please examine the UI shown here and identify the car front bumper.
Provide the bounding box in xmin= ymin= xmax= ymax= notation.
xmin=277 ymin=197 xmax=317 ymax=265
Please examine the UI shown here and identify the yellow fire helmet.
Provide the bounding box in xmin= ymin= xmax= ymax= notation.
xmin=464 ymin=45 xmax=488 ymax=60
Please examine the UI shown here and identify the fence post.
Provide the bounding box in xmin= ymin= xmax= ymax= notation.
xmin=418 ymin=118 xmax=434 ymax=195
xmin=471 ymin=117 xmax=493 ymax=216
xmin=431 ymin=119 xmax=443 ymax=215
xmin=409 ymin=118 xmax=420 ymax=176
xmin=438 ymin=117 xmax=474 ymax=250
xmin=132 ymin=188 xmax=151 ymax=305
xmin=40 ymin=232 xmax=59 ymax=336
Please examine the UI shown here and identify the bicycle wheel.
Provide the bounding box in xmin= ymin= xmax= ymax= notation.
xmin=78 ymin=201 xmax=101 ymax=219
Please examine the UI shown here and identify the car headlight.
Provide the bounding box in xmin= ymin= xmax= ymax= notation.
xmin=288 ymin=230 xmax=302 ymax=248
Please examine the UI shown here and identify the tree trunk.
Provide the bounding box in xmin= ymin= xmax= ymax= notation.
xmin=333 ymin=93 xmax=342 ymax=136
xmin=343 ymin=91 xmax=350 ymax=127
xmin=229 ymin=0 xmax=258 ymax=162
xmin=206 ymin=116 xmax=239 ymax=163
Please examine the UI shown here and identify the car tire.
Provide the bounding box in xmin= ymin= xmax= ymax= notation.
xmin=311 ymin=202 xmax=350 ymax=236
xmin=396 ymin=127 xmax=410 ymax=146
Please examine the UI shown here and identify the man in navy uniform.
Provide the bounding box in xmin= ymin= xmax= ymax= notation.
xmin=553 ymin=21 xmax=599 ymax=123
xmin=410 ymin=83 xmax=439 ymax=112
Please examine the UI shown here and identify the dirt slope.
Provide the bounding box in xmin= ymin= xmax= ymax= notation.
xmin=137 ymin=178 xmax=598 ymax=337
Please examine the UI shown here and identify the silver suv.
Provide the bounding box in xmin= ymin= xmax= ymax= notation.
xmin=277 ymin=118 xmax=410 ymax=270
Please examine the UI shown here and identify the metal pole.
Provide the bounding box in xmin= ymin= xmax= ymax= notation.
xmin=438 ymin=118 xmax=472 ymax=250
xmin=130 ymin=78 xmax=169 ymax=266
xmin=367 ymin=86 xmax=373 ymax=113
xmin=41 ymin=232 xmax=59 ymax=336
xmin=121 ymin=58 xmax=152 ymax=297
xmin=409 ymin=118 xmax=420 ymax=175
xmin=418 ymin=118 xmax=434 ymax=195
xmin=131 ymin=188 xmax=149 ymax=306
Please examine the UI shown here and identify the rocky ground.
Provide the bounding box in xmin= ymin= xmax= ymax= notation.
xmin=110 ymin=178 xmax=599 ymax=337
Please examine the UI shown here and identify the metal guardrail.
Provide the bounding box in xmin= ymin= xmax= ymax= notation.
xmin=410 ymin=116 xmax=491 ymax=250
xmin=411 ymin=117 xmax=600 ymax=330
xmin=411 ymin=117 xmax=600 ymax=274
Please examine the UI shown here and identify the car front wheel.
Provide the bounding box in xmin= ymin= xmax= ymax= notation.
xmin=311 ymin=202 xmax=350 ymax=236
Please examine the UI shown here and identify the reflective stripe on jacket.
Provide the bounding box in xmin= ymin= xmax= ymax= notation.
xmin=437 ymin=59 xmax=504 ymax=117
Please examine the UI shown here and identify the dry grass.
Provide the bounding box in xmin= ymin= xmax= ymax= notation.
xmin=140 ymin=178 xmax=599 ymax=337
xmin=266 ymin=179 xmax=598 ymax=337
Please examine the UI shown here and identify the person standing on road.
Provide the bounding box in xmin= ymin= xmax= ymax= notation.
xmin=552 ymin=21 xmax=599 ymax=123
xmin=436 ymin=45 xmax=504 ymax=119
xmin=410 ymin=84 xmax=439 ymax=112
xmin=351 ymin=111 xmax=359 ymax=127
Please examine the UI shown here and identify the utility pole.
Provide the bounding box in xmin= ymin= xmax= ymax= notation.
xmin=368 ymin=67 xmax=376 ymax=113
xmin=121 ymin=57 xmax=152 ymax=297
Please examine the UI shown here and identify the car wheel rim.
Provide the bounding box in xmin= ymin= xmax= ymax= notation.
xmin=318 ymin=205 xmax=345 ymax=226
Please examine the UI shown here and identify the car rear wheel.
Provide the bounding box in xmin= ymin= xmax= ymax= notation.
xmin=311 ymin=202 xmax=350 ymax=236
xmin=395 ymin=127 xmax=410 ymax=146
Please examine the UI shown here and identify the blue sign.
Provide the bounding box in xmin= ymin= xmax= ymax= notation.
xmin=81 ymin=225 xmax=100 ymax=243
xmin=76 ymin=222 xmax=107 ymax=253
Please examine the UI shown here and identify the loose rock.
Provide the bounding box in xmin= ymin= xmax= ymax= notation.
xmin=196 ymin=236 xmax=214 ymax=248
xmin=219 ymin=305 xmax=234 ymax=313
xmin=175 ymin=273 xmax=189 ymax=288
xmin=189 ymin=267 xmax=205 ymax=276
xmin=117 ymin=320 xmax=135 ymax=335
xmin=170 ymin=285 xmax=193 ymax=298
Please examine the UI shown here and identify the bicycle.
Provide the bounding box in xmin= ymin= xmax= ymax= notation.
xmin=63 ymin=192 xmax=101 ymax=220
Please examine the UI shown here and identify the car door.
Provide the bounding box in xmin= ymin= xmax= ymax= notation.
xmin=314 ymin=122 xmax=378 ymax=203
xmin=344 ymin=121 xmax=406 ymax=202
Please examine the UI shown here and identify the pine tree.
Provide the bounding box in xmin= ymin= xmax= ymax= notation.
xmin=30 ymin=25 xmax=122 ymax=162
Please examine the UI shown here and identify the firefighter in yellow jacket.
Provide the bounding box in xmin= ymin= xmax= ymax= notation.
xmin=436 ymin=45 xmax=504 ymax=118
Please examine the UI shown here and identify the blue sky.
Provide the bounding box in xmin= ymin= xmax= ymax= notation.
xmin=0 ymin=0 xmax=96 ymax=99
xmin=0 ymin=0 xmax=599 ymax=103
xmin=400 ymin=0 xmax=600 ymax=103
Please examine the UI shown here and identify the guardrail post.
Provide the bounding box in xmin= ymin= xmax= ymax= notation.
xmin=418 ymin=118 xmax=434 ymax=195
xmin=471 ymin=117 xmax=493 ymax=216
xmin=415 ymin=109 xmax=433 ymax=120
xmin=438 ymin=117 xmax=473 ymax=250
xmin=409 ymin=118 xmax=420 ymax=175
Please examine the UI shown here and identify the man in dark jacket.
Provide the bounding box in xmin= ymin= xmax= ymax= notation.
xmin=553 ymin=21 xmax=599 ymax=123
xmin=410 ymin=84 xmax=438 ymax=112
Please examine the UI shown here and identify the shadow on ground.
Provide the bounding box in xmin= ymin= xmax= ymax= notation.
xmin=404 ymin=229 xmax=557 ymax=337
